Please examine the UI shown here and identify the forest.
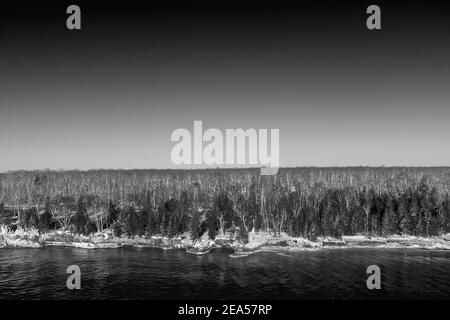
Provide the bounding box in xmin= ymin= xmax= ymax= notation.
xmin=1 ymin=167 xmax=449 ymax=242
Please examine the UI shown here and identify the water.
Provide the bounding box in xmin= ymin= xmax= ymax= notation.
xmin=0 ymin=247 xmax=449 ymax=299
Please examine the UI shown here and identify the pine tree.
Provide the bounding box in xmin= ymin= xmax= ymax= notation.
xmin=427 ymin=187 xmax=440 ymax=236
xmin=190 ymin=211 xmax=202 ymax=243
xmin=120 ymin=205 xmax=135 ymax=237
xmin=206 ymin=210 xmax=218 ymax=240
xmin=38 ymin=200 xmax=52 ymax=232
xmin=399 ymin=195 xmax=413 ymax=235
xmin=382 ymin=196 xmax=397 ymax=236
xmin=72 ymin=197 xmax=88 ymax=234
xmin=409 ymin=193 xmax=422 ymax=235
xmin=440 ymin=193 xmax=450 ymax=234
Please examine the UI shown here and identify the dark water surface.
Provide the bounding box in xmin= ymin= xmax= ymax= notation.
xmin=0 ymin=247 xmax=449 ymax=299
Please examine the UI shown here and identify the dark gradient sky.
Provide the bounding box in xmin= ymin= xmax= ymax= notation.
xmin=1 ymin=1 xmax=449 ymax=171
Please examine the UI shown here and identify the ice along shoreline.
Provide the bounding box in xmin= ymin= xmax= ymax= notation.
xmin=1 ymin=227 xmax=450 ymax=256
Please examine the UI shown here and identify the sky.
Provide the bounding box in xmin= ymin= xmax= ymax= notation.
xmin=1 ymin=1 xmax=449 ymax=171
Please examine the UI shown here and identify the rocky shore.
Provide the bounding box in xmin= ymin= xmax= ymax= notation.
xmin=1 ymin=227 xmax=450 ymax=255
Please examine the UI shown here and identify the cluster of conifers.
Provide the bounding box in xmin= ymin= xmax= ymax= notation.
xmin=0 ymin=168 xmax=449 ymax=242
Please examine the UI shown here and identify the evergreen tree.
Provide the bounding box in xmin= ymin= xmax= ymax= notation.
xmin=107 ymin=201 xmax=119 ymax=227
xmin=0 ymin=202 xmax=4 ymax=222
xmin=206 ymin=210 xmax=218 ymax=240
xmin=399 ymin=195 xmax=413 ymax=235
xmin=382 ymin=196 xmax=397 ymax=236
xmin=120 ymin=205 xmax=135 ymax=237
xmin=441 ymin=194 xmax=450 ymax=234
xmin=72 ymin=197 xmax=89 ymax=234
xmin=410 ymin=193 xmax=422 ymax=235
xmin=190 ymin=210 xmax=202 ymax=243
xmin=427 ymin=187 xmax=440 ymax=236
xmin=38 ymin=200 xmax=52 ymax=232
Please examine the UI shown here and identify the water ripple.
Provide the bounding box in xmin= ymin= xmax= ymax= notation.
xmin=0 ymin=247 xmax=449 ymax=299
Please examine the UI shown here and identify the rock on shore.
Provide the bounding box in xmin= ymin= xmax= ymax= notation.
xmin=1 ymin=227 xmax=450 ymax=253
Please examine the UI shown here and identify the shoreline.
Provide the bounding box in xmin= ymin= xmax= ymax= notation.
xmin=2 ymin=228 xmax=450 ymax=254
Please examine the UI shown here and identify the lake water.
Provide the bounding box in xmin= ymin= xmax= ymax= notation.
xmin=0 ymin=247 xmax=449 ymax=299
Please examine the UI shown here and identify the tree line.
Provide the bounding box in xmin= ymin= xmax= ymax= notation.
xmin=0 ymin=168 xmax=449 ymax=242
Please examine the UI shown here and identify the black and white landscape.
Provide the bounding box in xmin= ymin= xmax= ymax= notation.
xmin=1 ymin=0 xmax=450 ymax=301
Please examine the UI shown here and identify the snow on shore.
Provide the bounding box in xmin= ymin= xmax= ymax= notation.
xmin=1 ymin=226 xmax=450 ymax=254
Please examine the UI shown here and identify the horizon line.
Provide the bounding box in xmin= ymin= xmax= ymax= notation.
xmin=2 ymin=165 xmax=450 ymax=174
